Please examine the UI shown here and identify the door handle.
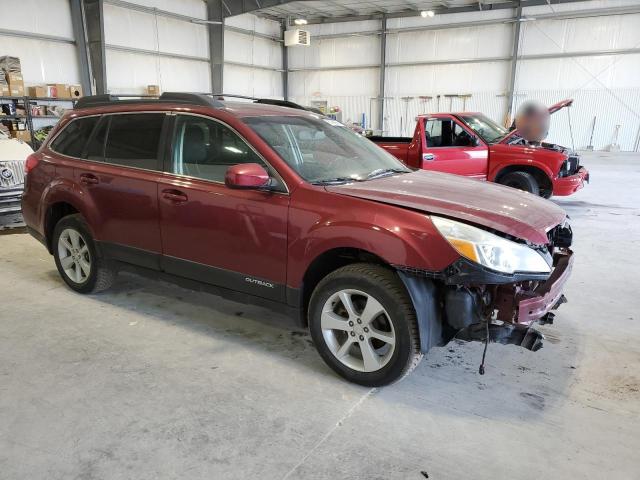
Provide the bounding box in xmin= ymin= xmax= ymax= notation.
xmin=422 ymin=153 xmax=435 ymax=162
xmin=79 ymin=173 xmax=99 ymax=185
xmin=161 ymin=189 xmax=188 ymax=203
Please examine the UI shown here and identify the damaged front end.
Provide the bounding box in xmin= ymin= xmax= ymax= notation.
xmin=397 ymin=221 xmax=574 ymax=364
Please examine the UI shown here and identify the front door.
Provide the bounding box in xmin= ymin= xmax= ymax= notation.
xmin=158 ymin=114 xmax=289 ymax=302
xmin=422 ymin=116 xmax=488 ymax=179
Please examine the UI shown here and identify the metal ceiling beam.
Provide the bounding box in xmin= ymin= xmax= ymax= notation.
xmin=281 ymin=20 xmax=289 ymax=100
xmin=300 ymin=0 xmax=589 ymax=24
xmin=0 ymin=29 xmax=74 ymax=44
xmin=221 ymin=0 xmax=315 ymax=18
xmin=83 ymin=0 xmax=107 ymax=95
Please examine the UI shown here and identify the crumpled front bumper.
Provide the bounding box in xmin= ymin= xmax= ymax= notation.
xmin=553 ymin=167 xmax=589 ymax=196
xmin=515 ymin=250 xmax=573 ymax=324
xmin=0 ymin=186 xmax=24 ymax=216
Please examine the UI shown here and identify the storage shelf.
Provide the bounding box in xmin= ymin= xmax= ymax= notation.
xmin=1 ymin=115 xmax=61 ymax=120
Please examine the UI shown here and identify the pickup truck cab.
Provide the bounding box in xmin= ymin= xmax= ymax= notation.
xmin=370 ymin=99 xmax=589 ymax=198
xmin=22 ymin=93 xmax=574 ymax=386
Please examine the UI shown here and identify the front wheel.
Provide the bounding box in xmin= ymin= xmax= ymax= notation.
xmin=309 ymin=263 xmax=422 ymax=387
xmin=499 ymin=171 xmax=540 ymax=196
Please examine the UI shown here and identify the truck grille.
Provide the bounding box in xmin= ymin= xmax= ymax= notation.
xmin=559 ymin=155 xmax=580 ymax=177
xmin=0 ymin=160 xmax=26 ymax=188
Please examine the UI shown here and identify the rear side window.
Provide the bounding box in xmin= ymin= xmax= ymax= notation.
xmin=50 ymin=116 xmax=99 ymax=158
xmin=105 ymin=114 xmax=165 ymax=170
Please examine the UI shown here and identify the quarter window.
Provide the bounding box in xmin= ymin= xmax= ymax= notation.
xmin=50 ymin=116 xmax=99 ymax=158
xmin=171 ymin=115 xmax=267 ymax=183
xmin=104 ymin=114 xmax=165 ymax=170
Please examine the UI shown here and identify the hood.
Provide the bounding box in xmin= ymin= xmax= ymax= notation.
xmin=326 ymin=171 xmax=566 ymax=245
xmin=0 ymin=135 xmax=34 ymax=161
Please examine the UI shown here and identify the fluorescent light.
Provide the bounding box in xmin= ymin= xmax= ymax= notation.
xmin=420 ymin=10 xmax=435 ymax=18
xmin=294 ymin=18 xmax=308 ymax=25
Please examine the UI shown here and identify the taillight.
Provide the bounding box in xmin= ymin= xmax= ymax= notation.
xmin=24 ymin=153 xmax=40 ymax=175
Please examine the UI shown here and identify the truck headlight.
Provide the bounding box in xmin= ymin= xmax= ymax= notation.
xmin=431 ymin=216 xmax=551 ymax=274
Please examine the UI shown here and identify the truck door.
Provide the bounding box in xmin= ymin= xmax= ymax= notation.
xmin=421 ymin=116 xmax=488 ymax=179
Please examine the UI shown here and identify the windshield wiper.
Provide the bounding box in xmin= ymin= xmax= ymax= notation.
xmin=311 ymin=176 xmax=363 ymax=185
xmin=365 ymin=168 xmax=409 ymax=180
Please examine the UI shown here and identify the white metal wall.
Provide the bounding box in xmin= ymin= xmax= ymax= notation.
xmin=288 ymin=0 xmax=640 ymax=151
xmin=0 ymin=0 xmax=81 ymax=85
xmin=224 ymin=14 xmax=283 ymax=98
xmin=104 ymin=0 xmax=211 ymax=94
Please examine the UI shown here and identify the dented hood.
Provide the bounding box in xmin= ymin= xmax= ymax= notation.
xmin=326 ymin=171 xmax=566 ymax=245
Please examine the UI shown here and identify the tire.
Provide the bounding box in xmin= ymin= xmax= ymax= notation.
xmin=498 ymin=171 xmax=540 ymax=196
xmin=52 ymin=214 xmax=115 ymax=294
xmin=308 ymin=263 xmax=422 ymax=387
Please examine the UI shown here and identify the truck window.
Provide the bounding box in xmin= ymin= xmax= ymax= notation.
xmin=425 ymin=119 xmax=474 ymax=148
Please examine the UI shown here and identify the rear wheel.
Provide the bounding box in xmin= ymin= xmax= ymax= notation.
xmin=309 ymin=263 xmax=422 ymax=387
xmin=499 ymin=171 xmax=540 ymax=196
xmin=52 ymin=214 xmax=115 ymax=294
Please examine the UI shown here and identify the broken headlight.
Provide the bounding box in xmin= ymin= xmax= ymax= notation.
xmin=431 ymin=216 xmax=551 ymax=274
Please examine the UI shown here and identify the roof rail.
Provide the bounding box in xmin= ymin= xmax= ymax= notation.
xmin=74 ymin=92 xmax=223 ymax=110
xmin=210 ymin=93 xmax=311 ymax=112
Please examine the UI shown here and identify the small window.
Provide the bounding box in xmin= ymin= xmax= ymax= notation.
xmin=425 ymin=119 xmax=475 ymax=148
xmin=105 ymin=114 xmax=165 ymax=170
xmin=171 ymin=115 xmax=267 ymax=183
xmin=50 ymin=116 xmax=99 ymax=158
xmin=83 ymin=116 xmax=109 ymax=161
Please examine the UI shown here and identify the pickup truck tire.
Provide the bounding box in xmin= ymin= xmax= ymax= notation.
xmin=309 ymin=263 xmax=422 ymax=387
xmin=52 ymin=214 xmax=115 ymax=294
xmin=499 ymin=171 xmax=540 ymax=196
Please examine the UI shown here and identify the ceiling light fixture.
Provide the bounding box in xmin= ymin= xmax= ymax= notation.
xmin=294 ymin=18 xmax=308 ymax=25
xmin=420 ymin=10 xmax=435 ymax=18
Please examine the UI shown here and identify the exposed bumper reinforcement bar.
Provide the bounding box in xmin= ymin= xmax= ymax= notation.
xmin=456 ymin=322 xmax=545 ymax=352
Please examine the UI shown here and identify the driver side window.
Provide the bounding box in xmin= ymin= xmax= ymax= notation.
xmin=425 ymin=119 xmax=475 ymax=148
xmin=171 ymin=115 xmax=267 ymax=183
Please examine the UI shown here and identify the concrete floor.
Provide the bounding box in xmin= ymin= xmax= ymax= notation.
xmin=1 ymin=152 xmax=639 ymax=479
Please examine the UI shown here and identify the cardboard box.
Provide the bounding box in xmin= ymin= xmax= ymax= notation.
xmin=147 ymin=85 xmax=160 ymax=95
xmin=9 ymin=83 xmax=25 ymax=97
xmin=0 ymin=84 xmax=9 ymax=97
xmin=47 ymin=83 xmax=71 ymax=98
xmin=68 ymin=84 xmax=83 ymax=99
xmin=10 ymin=130 xmax=31 ymax=143
xmin=28 ymin=85 xmax=48 ymax=98
xmin=6 ymin=72 xmax=24 ymax=85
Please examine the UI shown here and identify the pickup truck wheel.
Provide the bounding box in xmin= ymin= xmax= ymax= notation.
xmin=52 ymin=214 xmax=115 ymax=294
xmin=499 ymin=171 xmax=540 ymax=196
xmin=309 ymin=263 xmax=422 ymax=387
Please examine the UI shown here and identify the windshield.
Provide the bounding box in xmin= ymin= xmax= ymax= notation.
xmin=458 ymin=113 xmax=508 ymax=144
xmin=243 ymin=115 xmax=410 ymax=184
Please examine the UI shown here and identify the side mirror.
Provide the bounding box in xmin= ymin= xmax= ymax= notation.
xmin=225 ymin=163 xmax=271 ymax=189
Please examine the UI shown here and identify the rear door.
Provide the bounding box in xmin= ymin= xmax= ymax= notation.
xmin=157 ymin=113 xmax=289 ymax=302
xmin=70 ymin=112 xmax=167 ymax=269
xmin=421 ymin=116 xmax=488 ymax=179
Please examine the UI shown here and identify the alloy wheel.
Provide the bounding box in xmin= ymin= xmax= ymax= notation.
xmin=57 ymin=228 xmax=92 ymax=284
xmin=320 ymin=289 xmax=396 ymax=372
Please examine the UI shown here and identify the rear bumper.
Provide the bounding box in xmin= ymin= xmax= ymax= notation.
xmin=552 ymin=167 xmax=589 ymax=196
xmin=0 ymin=186 xmax=24 ymax=216
xmin=516 ymin=250 xmax=573 ymax=324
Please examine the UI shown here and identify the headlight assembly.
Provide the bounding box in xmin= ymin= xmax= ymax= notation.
xmin=431 ymin=216 xmax=551 ymax=274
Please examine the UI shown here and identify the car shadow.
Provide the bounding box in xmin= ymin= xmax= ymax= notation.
xmin=53 ymin=268 xmax=582 ymax=421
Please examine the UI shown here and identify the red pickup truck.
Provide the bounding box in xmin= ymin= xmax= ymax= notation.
xmin=370 ymin=99 xmax=589 ymax=198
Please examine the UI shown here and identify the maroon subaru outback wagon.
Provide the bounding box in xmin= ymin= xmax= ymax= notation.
xmin=21 ymin=93 xmax=574 ymax=386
